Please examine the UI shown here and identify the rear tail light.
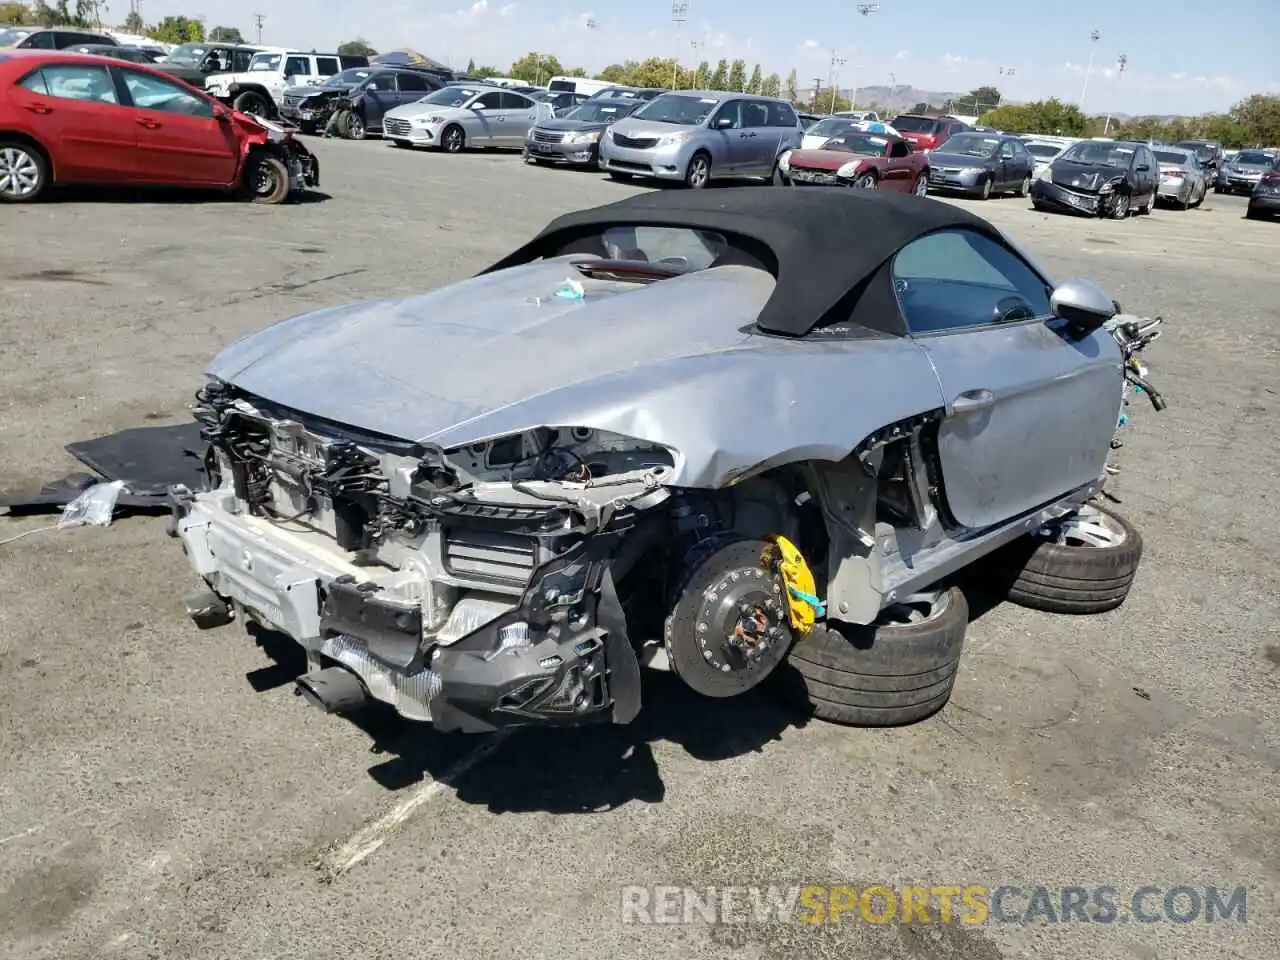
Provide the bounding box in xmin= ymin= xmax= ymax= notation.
xmin=1162 ymin=169 xmax=1183 ymax=178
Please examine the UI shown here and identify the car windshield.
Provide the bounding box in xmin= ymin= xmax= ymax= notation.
xmin=939 ymin=134 xmax=1000 ymax=158
xmin=0 ymin=28 xmax=33 ymax=46
xmin=1024 ymin=142 xmax=1063 ymax=158
xmin=595 ymin=87 xmax=637 ymax=99
xmin=328 ymin=68 xmax=371 ymax=87
xmin=1236 ymin=151 xmax=1270 ymax=165
xmin=248 ymin=53 xmax=280 ymax=72
xmin=635 ymin=93 xmax=718 ymax=125
xmin=166 ymin=43 xmax=211 ymax=65
xmin=1059 ymin=141 xmax=1134 ymax=167
xmin=1154 ymin=150 xmax=1189 ymax=164
xmin=890 ymin=115 xmax=939 ymax=133
xmin=823 ymin=133 xmax=891 ymax=156
xmin=420 ymin=86 xmax=482 ymax=106
xmin=807 ymin=117 xmax=861 ymax=139
xmin=567 ymin=101 xmax=635 ymax=122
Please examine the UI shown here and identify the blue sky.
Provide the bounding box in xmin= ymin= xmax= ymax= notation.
xmin=147 ymin=0 xmax=1277 ymax=114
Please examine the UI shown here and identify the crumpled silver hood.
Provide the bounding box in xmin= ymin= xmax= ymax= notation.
xmin=206 ymin=256 xmax=939 ymax=488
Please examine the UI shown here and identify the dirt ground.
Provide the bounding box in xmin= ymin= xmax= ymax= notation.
xmin=0 ymin=141 xmax=1276 ymax=960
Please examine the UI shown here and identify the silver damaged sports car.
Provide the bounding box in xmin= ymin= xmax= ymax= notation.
xmin=173 ymin=188 xmax=1164 ymax=735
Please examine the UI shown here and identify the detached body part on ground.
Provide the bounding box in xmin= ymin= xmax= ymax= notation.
xmin=171 ymin=188 xmax=1164 ymax=740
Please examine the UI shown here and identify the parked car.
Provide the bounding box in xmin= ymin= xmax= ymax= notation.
xmin=5 ymin=28 xmax=116 ymax=50
xmin=1023 ymin=138 xmax=1076 ymax=182
xmin=545 ymin=75 xmax=613 ymax=98
xmin=800 ymin=116 xmax=867 ymax=150
xmin=1152 ymin=147 xmax=1206 ymax=209
xmin=171 ymin=186 xmax=1156 ymax=736
xmin=1246 ymin=157 xmax=1280 ymax=220
xmin=66 ymin=44 xmax=159 ymax=64
xmin=524 ymin=96 xmax=643 ymax=167
xmin=203 ymin=50 xmax=370 ymax=117
xmin=599 ymin=91 xmax=803 ymax=188
xmin=1030 ymin=139 xmax=1160 ymax=218
xmin=779 ymin=131 xmax=928 ymax=194
xmin=833 ymin=109 xmax=879 ymax=122
xmin=279 ymin=66 xmax=375 ymax=133
xmin=796 ymin=112 xmax=825 ymax=130
xmin=924 ymin=132 xmax=1036 ymax=199
xmin=155 ymin=42 xmax=275 ymax=90
xmin=334 ymin=67 xmax=450 ymax=140
xmin=381 ymin=84 xmax=550 ymax=152
xmin=534 ymin=89 xmax=590 ymax=116
xmin=0 ymin=27 xmax=34 ymax=46
xmin=889 ymin=113 xmax=970 ymax=151
xmin=1174 ymin=139 xmax=1223 ymax=184
xmin=0 ymin=50 xmax=318 ymax=204
xmin=1216 ymin=149 xmax=1273 ymax=195
xmin=586 ymin=85 xmax=664 ymax=102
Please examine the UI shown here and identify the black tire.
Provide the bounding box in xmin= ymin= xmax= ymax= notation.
xmin=770 ymin=160 xmax=785 ymax=185
xmin=607 ymin=171 xmax=630 ymax=181
xmin=684 ymin=151 xmax=711 ymax=189
xmin=913 ymin=172 xmax=929 ymax=196
xmin=1017 ymin=174 xmax=1031 ymax=197
xmin=298 ymin=121 xmax=318 ymax=136
xmin=853 ymin=172 xmax=878 ymax=190
xmin=1246 ymin=205 xmax=1262 ymax=220
xmin=441 ymin=124 xmax=465 ymax=154
xmin=773 ymin=586 xmax=968 ymax=727
xmin=339 ymin=110 xmax=366 ymax=141
xmin=983 ymin=503 xmax=1143 ymax=615
xmin=663 ymin=538 xmax=794 ymax=698
xmin=233 ymin=90 xmax=270 ymax=116
xmin=977 ymin=176 xmax=992 ymax=200
xmin=242 ymin=153 xmax=290 ymax=204
xmin=0 ymin=140 xmax=50 ymax=203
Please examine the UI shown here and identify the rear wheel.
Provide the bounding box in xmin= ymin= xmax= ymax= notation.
xmin=0 ymin=142 xmax=49 ymax=203
xmin=772 ymin=587 xmax=968 ymax=727
xmin=978 ymin=176 xmax=992 ymax=200
xmin=684 ymin=151 xmax=711 ymax=189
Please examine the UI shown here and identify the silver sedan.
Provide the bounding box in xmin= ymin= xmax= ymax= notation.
xmin=1153 ymin=147 xmax=1206 ymax=210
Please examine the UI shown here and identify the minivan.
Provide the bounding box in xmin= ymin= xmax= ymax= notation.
xmin=889 ymin=113 xmax=970 ymax=152
xmin=598 ymin=90 xmax=803 ymax=188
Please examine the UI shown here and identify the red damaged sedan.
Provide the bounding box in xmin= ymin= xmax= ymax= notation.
xmin=0 ymin=49 xmax=318 ymax=203
xmin=778 ymin=131 xmax=929 ymax=195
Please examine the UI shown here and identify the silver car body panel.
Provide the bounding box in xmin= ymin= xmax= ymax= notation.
xmin=382 ymin=91 xmax=549 ymax=148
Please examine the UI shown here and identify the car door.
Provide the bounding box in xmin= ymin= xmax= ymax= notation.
xmin=892 ymin=228 xmax=1122 ymax=529
xmin=359 ymin=72 xmax=398 ymax=124
xmin=1138 ymin=146 xmax=1160 ymax=203
xmin=498 ymin=91 xmax=538 ymax=145
xmin=278 ymin=54 xmax=314 ymax=100
xmin=996 ymin=138 xmax=1019 ymax=188
xmin=735 ymin=100 xmax=774 ymax=175
xmin=11 ymin=62 xmax=138 ymax=181
xmin=463 ymin=89 xmax=504 ymax=144
xmin=116 ymin=67 xmax=240 ymax=186
xmin=883 ymin=139 xmax=915 ymax=190
xmin=394 ymin=71 xmax=434 ymax=116
xmin=707 ymin=99 xmax=746 ymax=173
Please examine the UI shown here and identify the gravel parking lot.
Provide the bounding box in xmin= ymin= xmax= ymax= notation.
xmin=1 ymin=140 xmax=1277 ymax=960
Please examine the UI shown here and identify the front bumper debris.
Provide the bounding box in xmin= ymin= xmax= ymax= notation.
xmin=1031 ymin=180 xmax=1101 ymax=215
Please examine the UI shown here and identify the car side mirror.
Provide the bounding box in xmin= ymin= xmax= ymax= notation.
xmin=213 ymin=104 xmax=231 ymax=122
xmin=1050 ymin=277 xmax=1117 ymax=335
xmin=714 ymin=116 xmax=735 ymax=129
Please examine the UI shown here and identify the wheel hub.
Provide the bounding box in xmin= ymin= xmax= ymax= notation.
xmin=0 ymin=147 xmax=39 ymax=197
xmin=695 ymin=567 xmax=786 ymax=672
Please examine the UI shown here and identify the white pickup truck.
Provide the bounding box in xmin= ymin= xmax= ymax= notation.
xmin=203 ymin=50 xmax=370 ymax=118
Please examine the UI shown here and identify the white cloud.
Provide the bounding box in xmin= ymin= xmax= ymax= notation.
xmin=893 ymin=49 xmax=910 ymax=60
xmin=942 ymin=53 xmax=967 ymax=65
xmin=499 ymin=3 xmax=516 ymax=15
xmin=804 ymin=39 xmax=819 ymax=49
xmin=444 ymin=0 xmax=490 ymax=25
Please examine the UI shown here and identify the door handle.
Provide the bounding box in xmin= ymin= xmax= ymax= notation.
xmin=951 ymin=389 xmax=996 ymax=414
xmin=25 ymin=104 xmax=53 ymax=114
xmin=747 ymin=131 xmax=757 ymax=138
xmin=136 ymin=118 xmax=161 ymax=129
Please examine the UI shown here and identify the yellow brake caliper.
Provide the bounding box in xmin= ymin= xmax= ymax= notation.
xmin=763 ymin=535 xmax=825 ymax=634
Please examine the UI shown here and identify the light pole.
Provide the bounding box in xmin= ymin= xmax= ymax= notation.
xmin=995 ymin=65 xmax=1015 ymax=113
xmin=811 ymin=77 xmax=823 ymax=113
xmin=851 ymin=1 xmax=879 ymax=110
xmin=829 ymin=50 xmax=848 ymax=113
xmin=1079 ymin=29 xmax=1100 ymax=112
xmin=670 ymin=3 xmax=689 ymax=90
xmin=689 ymin=38 xmax=703 ymax=88
xmin=1103 ymin=54 xmax=1127 ymax=135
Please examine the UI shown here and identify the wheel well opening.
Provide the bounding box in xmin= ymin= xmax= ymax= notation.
xmin=0 ymin=133 xmax=52 ymax=178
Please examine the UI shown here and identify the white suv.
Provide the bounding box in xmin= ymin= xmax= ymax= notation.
xmin=204 ymin=50 xmax=369 ymax=117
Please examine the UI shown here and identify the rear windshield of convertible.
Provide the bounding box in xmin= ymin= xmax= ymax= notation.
xmin=546 ymin=224 xmax=777 ymax=273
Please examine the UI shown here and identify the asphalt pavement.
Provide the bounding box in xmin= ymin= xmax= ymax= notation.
xmin=0 ymin=141 xmax=1277 ymax=960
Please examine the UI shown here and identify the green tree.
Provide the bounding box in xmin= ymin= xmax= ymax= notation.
xmin=727 ymin=59 xmax=746 ymax=92
xmin=1230 ymin=94 xmax=1280 ymax=145
xmin=567 ymin=66 xmax=588 ymax=77
xmin=208 ymin=26 xmax=244 ymax=43
xmin=466 ymin=57 xmax=476 ymax=73
xmin=509 ymin=51 xmax=564 ymax=83
xmin=0 ymin=1 xmax=32 ymax=24
xmin=785 ymin=68 xmax=798 ymax=101
xmin=150 ymin=15 xmax=204 ymax=43
xmin=979 ymin=98 xmax=1085 ymax=136
xmin=709 ymin=59 xmax=728 ymax=90
xmin=122 ymin=8 xmax=143 ymax=32
xmin=956 ymin=84 xmax=1001 ymax=114
xmin=761 ymin=72 xmax=781 ymax=98
xmin=598 ymin=62 xmax=634 ymax=83
xmin=746 ymin=63 xmax=762 ymax=95
xmin=337 ymin=38 xmax=377 ymax=57
xmin=694 ymin=60 xmax=710 ymax=87
xmin=909 ymin=101 xmax=942 ymax=115
xmin=470 ymin=64 xmax=501 ymax=78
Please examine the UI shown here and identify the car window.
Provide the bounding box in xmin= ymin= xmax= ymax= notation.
xmin=121 ymin=69 xmax=214 ymax=117
xmin=397 ymin=71 xmax=431 ymax=92
xmin=24 ymin=64 xmax=118 ymax=104
xmin=889 ymin=140 xmax=910 ymax=158
xmin=766 ymin=100 xmax=797 ymax=127
xmin=474 ymin=90 xmax=504 ymax=109
xmin=602 ymin=226 xmax=730 ymax=268
xmin=711 ymin=100 xmax=741 ymax=129
xmin=316 ymin=57 xmax=340 ymax=76
xmin=23 ymin=31 xmax=56 ymax=48
xmin=366 ymin=73 xmax=396 ymax=91
xmin=892 ymin=230 xmax=1052 ymax=335
xmin=739 ymin=101 xmax=769 ymax=128
xmin=500 ymin=91 xmax=532 ymax=109
xmin=999 ymin=140 xmax=1015 ymax=158
xmin=231 ymin=49 xmax=255 ymax=71
xmin=284 ymin=56 xmax=310 ymax=77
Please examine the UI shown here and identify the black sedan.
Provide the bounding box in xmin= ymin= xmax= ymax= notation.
xmin=524 ymin=97 xmax=643 ymax=167
xmin=1030 ymin=139 xmax=1161 ymax=219
xmin=924 ymin=132 xmax=1037 ymax=199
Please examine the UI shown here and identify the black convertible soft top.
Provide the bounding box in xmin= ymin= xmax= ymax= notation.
xmin=481 ymin=187 xmax=1009 ymax=336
